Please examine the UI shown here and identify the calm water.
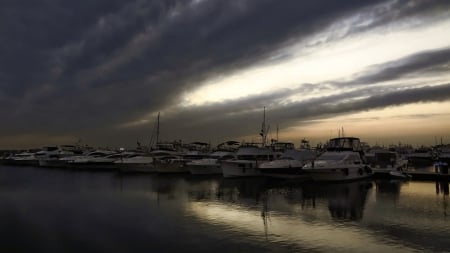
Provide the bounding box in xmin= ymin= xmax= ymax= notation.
xmin=0 ymin=165 xmax=449 ymax=253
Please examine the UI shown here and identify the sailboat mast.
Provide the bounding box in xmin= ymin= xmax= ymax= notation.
xmin=276 ymin=124 xmax=279 ymax=143
xmin=156 ymin=112 xmax=160 ymax=145
xmin=260 ymin=107 xmax=266 ymax=146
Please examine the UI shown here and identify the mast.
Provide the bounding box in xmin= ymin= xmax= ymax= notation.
xmin=156 ymin=112 xmax=160 ymax=145
xmin=260 ymin=107 xmax=267 ymax=146
xmin=148 ymin=112 xmax=161 ymax=150
xmin=276 ymin=124 xmax=279 ymax=143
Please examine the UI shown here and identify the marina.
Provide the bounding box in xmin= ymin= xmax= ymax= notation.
xmin=2 ymin=134 xmax=449 ymax=182
xmin=2 ymin=1 xmax=450 ymax=252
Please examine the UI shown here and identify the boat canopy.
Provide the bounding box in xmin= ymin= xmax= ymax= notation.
xmin=326 ymin=137 xmax=362 ymax=152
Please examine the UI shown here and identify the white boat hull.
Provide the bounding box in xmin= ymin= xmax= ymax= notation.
xmin=114 ymin=156 xmax=156 ymax=173
xmin=39 ymin=159 xmax=68 ymax=168
xmin=258 ymin=159 xmax=309 ymax=180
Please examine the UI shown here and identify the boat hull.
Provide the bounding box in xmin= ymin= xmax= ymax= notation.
xmin=39 ymin=159 xmax=69 ymax=168
xmin=221 ymin=160 xmax=261 ymax=178
xmin=258 ymin=159 xmax=309 ymax=180
xmin=372 ymin=168 xmax=410 ymax=179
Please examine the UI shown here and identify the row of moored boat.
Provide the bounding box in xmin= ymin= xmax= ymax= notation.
xmin=1 ymin=137 xmax=430 ymax=182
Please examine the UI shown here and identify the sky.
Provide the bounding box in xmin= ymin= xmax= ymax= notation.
xmin=1 ymin=0 xmax=450 ymax=149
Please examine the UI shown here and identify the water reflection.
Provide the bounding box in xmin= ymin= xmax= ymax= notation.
xmin=303 ymin=181 xmax=372 ymax=221
xmin=1 ymin=165 xmax=450 ymax=252
xmin=436 ymin=180 xmax=449 ymax=196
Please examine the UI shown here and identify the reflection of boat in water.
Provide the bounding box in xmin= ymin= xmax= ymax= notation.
xmin=303 ymin=137 xmax=373 ymax=182
xmin=374 ymin=180 xmax=404 ymax=201
xmin=301 ymin=180 xmax=373 ymax=221
xmin=217 ymin=177 xmax=269 ymax=204
xmin=185 ymin=178 xmax=424 ymax=252
xmin=109 ymin=172 xmax=448 ymax=252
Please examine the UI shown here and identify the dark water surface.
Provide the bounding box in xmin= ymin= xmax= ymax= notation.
xmin=0 ymin=165 xmax=449 ymax=253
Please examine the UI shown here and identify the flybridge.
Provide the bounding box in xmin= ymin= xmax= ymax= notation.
xmin=326 ymin=137 xmax=362 ymax=152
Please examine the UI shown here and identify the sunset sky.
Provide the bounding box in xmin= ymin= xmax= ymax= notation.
xmin=1 ymin=0 xmax=450 ymax=149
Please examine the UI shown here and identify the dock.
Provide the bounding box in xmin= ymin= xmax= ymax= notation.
xmin=407 ymin=171 xmax=450 ymax=181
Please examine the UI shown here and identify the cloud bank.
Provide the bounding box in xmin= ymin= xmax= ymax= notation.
xmin=1 ymin=0 xmax=450 ymax=148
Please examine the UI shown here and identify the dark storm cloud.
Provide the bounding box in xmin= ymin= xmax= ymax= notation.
xmin=303 ymin=0 xmax=450 ymax=48
xmin=0 ymin=0 xmax=449 ymax=147
xmin=346 ymin=0 xmax=450 ymax=34
xmin=332 ymin=47 xmax=450 ymax=87
xmin=1 ymin=0 xmax=380 ymax=136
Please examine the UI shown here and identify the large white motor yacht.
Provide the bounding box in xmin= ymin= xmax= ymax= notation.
xmin=221 ymin=144 xmax=279 ymax=178
xmin=187 ymin=151 xmax=235 ymax=175
xmin=114 ymin=153 xmax=156 ymax=173
xmin=66 ymin=150 xmax=119 ymax=170
xmin=259 ymin=148 xmax=317 ymax=180
xmin=303 ymin=137 xmax=373 ymax=182
xmin=365 ymin=149 xmax=409 ymax=179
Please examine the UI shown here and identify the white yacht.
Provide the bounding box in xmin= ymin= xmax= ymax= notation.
xmin=221 ymin=107 xmax=280 ymax=178
xmin=115 ymin=153 xmax=156 ymax=173
xmin=8 ymin=152 xmax=39 ymax=166
xmin=221 ymin=144 xmax=279 ymax=178
xmin=406 ymin=146 xmax=434 ymax=166
xmin=365 ymin=149 xmax=409 ymax=179
xmin=37 ymin=145 xmax=82 ymax=167
xmin=156 ymin=149 xmax=209 ymax=174
xmin=66 ymin=150 xmax=119 ymax=170
xmin=259 ymin=147 xmax=317 ymax=180
xmin=187 ymin=151 xmax=235 ymax=175
xmin=435 ymin=145 xmax=450 ymax=164
xmin=303 ymin=137 xmax=373 ymax=182
xmin=149 ymin=143 xmax=188 ymax=173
